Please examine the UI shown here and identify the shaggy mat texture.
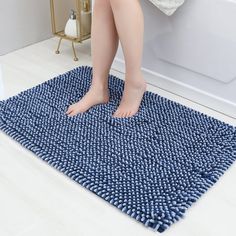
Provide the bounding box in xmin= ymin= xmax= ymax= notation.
xmin=0 ymin=66 xmax=235 ymax=232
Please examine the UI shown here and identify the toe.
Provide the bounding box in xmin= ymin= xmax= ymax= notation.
xmin=66 ymin=106 xmax=72 ymax=114
xmin=67 ymin=107 xmax=77 ymax=116
xmin=126 ymin=111 xmax=132 ymax=117
xmin=118 ymin=110 xmax=124 ymax=118
xmin=120 ymin=111 xmax=126 ymax=118
xmin=113 ymin=112 xmax=119 ymax=118
xmin=122 ymin=111 xmax=128 ymax=118
xmin=129 ymin=110 xmax=137 ymax=117
xmin=113 ymin=109 xmax=120 ymax=118
xmin=68 ymin=111 xmax=77 ymax=117
xmin=66 ymin=110 xmax=72 ymax=116
xmin=66 ymin=104 xmax=77 ymax=114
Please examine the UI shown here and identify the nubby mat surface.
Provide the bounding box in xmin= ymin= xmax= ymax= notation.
xmin=0 ymin=66 xmax=235 ymax=232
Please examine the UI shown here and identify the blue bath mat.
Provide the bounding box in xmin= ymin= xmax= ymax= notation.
xmin=0 ymin=65 xmax=235 ymax=232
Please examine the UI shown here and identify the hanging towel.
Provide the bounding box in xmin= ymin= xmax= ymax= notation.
xmin=148 ymin=0 xmax=185 ymax=16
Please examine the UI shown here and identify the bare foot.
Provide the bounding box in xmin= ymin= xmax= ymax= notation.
xmin=66 ymin=84 xmax=109 ymax=117
xmin=113 ymin=77 xmax=146 ymax=118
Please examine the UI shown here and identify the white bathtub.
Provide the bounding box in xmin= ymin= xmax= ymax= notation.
xmin=112 ymin=0 xmax=236 ymax=118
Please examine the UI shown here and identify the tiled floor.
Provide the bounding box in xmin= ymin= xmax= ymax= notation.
xmin=0 ymin=37 xmax=235 ymax=236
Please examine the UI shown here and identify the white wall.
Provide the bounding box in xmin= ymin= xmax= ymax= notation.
xmin=0 ymin=64 xmax=4 ymax=100
xmin=0 ymin=0 xmax=52 ymax=55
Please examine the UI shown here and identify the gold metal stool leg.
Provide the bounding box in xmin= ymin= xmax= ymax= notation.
xmin=55 ymin=37 xmax=63 ymax=54
xmin=72 ymin=41 xmax=78 ymax=61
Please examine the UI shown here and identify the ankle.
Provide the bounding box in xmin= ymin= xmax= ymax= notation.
xmin=90 ymin=80 xmax=108 ymax=91
xmin=125 ymin=76 xmax=146 ymax=89
xmin=125 ymin=71 xmax=146 ymax=85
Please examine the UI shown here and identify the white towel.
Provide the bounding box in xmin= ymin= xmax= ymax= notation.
xmin=148 ymin=0 xmax=185 ymax=16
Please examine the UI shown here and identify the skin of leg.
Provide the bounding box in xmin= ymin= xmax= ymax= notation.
xmin=110 ymin=0 xmax=146 ymax=118
xmin=66 ymin=0 xmax=119 ymax=116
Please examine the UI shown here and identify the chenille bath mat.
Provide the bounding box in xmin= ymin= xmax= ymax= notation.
xmin=0 ymin=66 xmax=235 ymax=232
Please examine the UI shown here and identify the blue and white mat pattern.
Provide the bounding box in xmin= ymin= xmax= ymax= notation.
xmin=0 ymin=66 xmax=235 ymax=232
